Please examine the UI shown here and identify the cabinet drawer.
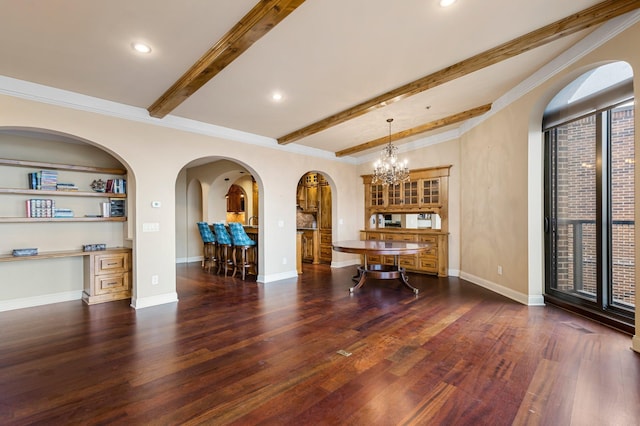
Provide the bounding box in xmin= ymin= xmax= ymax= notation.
xmin=384 ymin=233 xmax=417 ymax=242
xmin=366 ymin=255 xmax=382 ymax=264
xmin=320 ymin=232 xmax=332 ymax=245
xmin=95 ymin=253 xmax=129 ymax=275
xmin=419 ymin=258 xmax=438 ymax=272
xmin=319 ymin=246 xmax=332 ymax=259
xmin=95 ymin=273 xmax=130 ymax=295
xmin=398 ymin=255 xmax=417 ymax=268
xmin=382 ymin=256 xmax=396 ymax=266
xmin=421 ymin=246 xmax=437 ymax=257
xmin=367 ymin=233 xmax=382 ymax=240
xmin=418 ymin=235 xmax=437 ymax=244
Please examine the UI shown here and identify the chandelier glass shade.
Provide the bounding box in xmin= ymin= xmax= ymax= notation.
xmin=372 ymin=118 xmax=409 ymax=186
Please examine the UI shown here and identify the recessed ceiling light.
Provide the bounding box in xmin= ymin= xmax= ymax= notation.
xmin=272 ymin=92 xmax=283 ymax=101
xmin=131 ymin=42 xmax=152 ymax=54
xmin=440 ymin=0 xmax=456 ymax=7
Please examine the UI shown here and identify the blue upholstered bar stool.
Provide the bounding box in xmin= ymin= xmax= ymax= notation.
xmin=213 ymin=223 xmax=234 ymax=276
xmin=228 ymin=222 xmax=257 ymax=280
xmin=196 ymin=222 xmax=217 ymax=273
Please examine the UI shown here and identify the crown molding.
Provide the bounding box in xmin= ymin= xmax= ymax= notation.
xmin=0 ymin=75 xmax=352 ymax=163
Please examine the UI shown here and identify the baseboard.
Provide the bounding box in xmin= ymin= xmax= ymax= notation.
xmin=632 ymin=335 xmax=640 ymax=354
xmin=259 ymin=270 xmax=299 ymax=283
xmin=176 ymin=256 xmax=201 ymax=264
xmin=0 ymin=290 xmax=83 ymax=312
xmin=131 ymin=292 xmax=179 ymax=309
xmin=459 ymin=271 xmax=543 ymax=306
xmin=331 ymin=259 xmax=360 ymax=268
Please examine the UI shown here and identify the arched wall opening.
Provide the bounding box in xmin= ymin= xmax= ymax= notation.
xmin=296 ymin=169 xmax=336 ymax=267
xmin=0 ymin=127 xmax=136 ymax=309
xmin=177 ymin=156 xmax=264 ymax=282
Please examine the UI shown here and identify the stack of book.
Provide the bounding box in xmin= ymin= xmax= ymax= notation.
xmin=56 ymin=183 xmax=79 ymax=191
xmin=26 ymin=199 xmax=56 ymax=218
xmin=40 ymin=170 xmax=58 ymax=191
xmin=28 ymin=170 xmax=58 ymax=190
xmin=106 ymin=178 xmax=126 ymax=194
xmin=53 ymin=208 xmax=74 ymax=218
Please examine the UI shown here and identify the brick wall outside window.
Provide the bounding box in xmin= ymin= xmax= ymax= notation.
xmin=552 ymin=105 xmax=635 ymax=306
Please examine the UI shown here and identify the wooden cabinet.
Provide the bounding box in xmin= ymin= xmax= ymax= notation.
xmin=226 ymin=184 xmax=245 ymax=213
xmin=318 ymin=179 xmax=332 ymax=264
xmin=319 ymin=229 xmax=332 ymax=263
xmin=361 ymin=165 xmax=451 ymax=277
xmin=363 ymin=165 xmax=450 ymax=219
xmin=0 ymin=158 xmax=127 ymax=222
xmin=82 ymin=248 xmax=132 ymax=304
xmin=300 ymin=229 xmax=318 ymax=264
xmin=297 ymin=172 xmax=332 ymax=264
xmin=297 ymin=173 xmax=319 ymax=212
xmin=361 ymin=230 xmax=448 ymax=277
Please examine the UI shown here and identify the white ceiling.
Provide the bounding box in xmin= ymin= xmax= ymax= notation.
xmin=0 ymin=0 xmax=632 ymax=159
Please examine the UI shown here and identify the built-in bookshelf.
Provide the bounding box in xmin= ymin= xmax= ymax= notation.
xmin=0 ymin=158 xmax=127 ymax=223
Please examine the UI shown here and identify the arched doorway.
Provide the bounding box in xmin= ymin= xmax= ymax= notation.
xmin=296 ymin=171 xmax=332 ymax=266
xmin=179 ymin=158 xmax=262 ymax=282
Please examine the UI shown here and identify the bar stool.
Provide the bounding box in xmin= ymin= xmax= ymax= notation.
xmin=213 ymin=223 xmax=234 ymax=276
xmin=196 ymin=222 xmax=217 ymax=273
xmin=228 ymin=222 xmax=257 ymax=280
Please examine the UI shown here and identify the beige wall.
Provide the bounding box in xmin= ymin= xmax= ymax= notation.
xmin=457 ymin=21 xmax=640 ymax=350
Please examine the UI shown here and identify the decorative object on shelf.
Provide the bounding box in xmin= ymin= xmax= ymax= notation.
xmin=90 ymin=179 xmax=106 ymax=192
xmin=372 ymin=118 xmax=410 ymax=186
xmin=109 ymin=199 xmax=125 ymax=217
xmin=83 ymin=243 xmax=106 ymax=252
xmin=12 ymin=248 xmax=38 ymax=257
xmin=101 ymin=202 xmax=110 ymax=218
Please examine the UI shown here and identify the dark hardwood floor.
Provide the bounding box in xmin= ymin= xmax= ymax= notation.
xmin=1 ymin=262 xmax=638 ymax=425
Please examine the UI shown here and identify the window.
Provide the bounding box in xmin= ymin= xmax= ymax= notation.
xmin=544 ymin=62 xmax=635 ymax=330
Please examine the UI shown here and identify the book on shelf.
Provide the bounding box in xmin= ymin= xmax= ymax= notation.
xmin=28 ymin=170 xmax=58 ymax=190
xmin=28 ymin=171 xmax=42 ymax=190
xmin=26 ymin=198 xmax=56 ymax=218
xmin=56 ymin=183 xmax=79 ymax=191
xmin=53 ymin=208 xmax=74 ymax=218
xmin=39 ymin=170 xmax=58 ymax=191
xmin=106 ymin=178 xmax=126 ymax=194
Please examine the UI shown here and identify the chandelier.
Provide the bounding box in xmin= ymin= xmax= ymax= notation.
xmin=372 ymin=118 xmax=409 ymax=186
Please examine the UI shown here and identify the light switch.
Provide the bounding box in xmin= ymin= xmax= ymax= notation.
xmin=143 ymin=222 xmax=160 ymax=232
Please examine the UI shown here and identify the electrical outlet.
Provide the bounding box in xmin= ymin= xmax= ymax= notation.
xmin=497 ymin=265 xmax=503 ymax=275
xmin=282 ymin=257 xmax=287 ymax=265
xmin=152 ymin=275 xmax=159 ymax=285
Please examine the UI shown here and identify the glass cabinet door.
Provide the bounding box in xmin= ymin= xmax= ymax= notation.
xmin=370 ymin=184 xmax=385 ymax=206
xmin=421 ymin=178 xmax=440 ymax=205
xmin=403 ymin=181 xmax=419 ymax=205
xmin=388 ymin=184 xmax=402 ymax=206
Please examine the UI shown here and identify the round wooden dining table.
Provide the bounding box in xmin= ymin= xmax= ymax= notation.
xmin=332 ymin=240 xmax=432 ymax=294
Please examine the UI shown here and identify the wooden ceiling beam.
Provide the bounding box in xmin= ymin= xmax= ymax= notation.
xmin=148 ymin=0 xmax=305 ymax=118
xmin=335 ymin=104 xmax=492 ymax=157
xmin=279 ymin=0 xmax=640 ymax=145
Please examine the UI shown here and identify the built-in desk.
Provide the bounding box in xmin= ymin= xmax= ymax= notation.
xmin=0 ymin=247 xmax=132 ymax=304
